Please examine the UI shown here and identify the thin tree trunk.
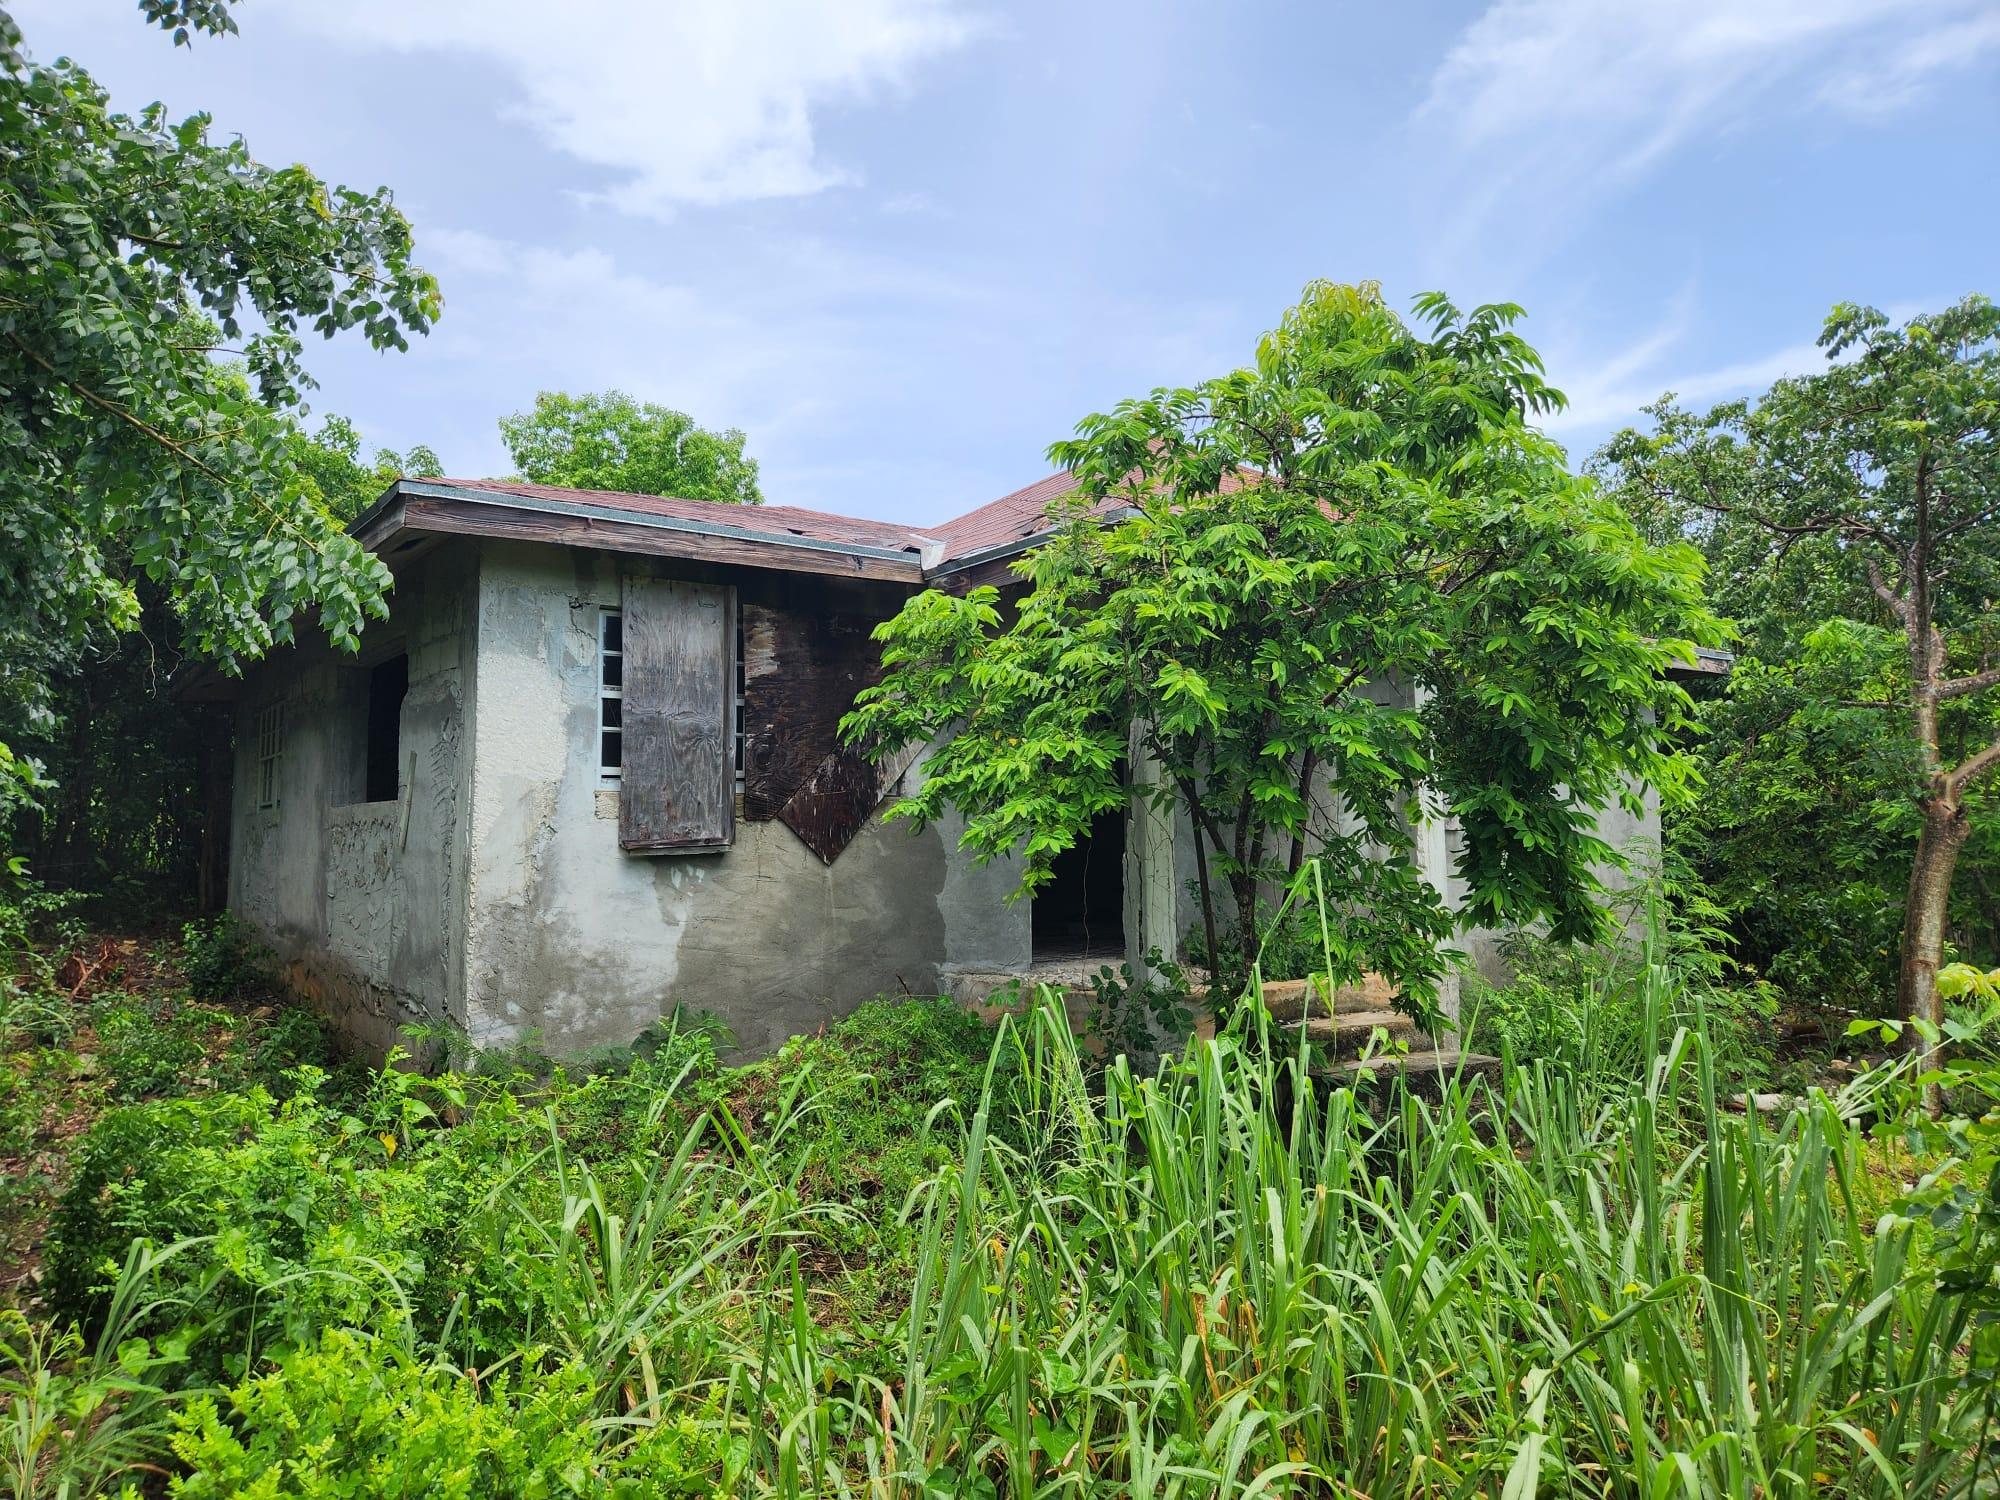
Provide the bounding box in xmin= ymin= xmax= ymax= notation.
xmin=1898 ymin=793 xmax=1971 ymax=1114
xmin=1232 ymin=873 xmax=1259 ymax=987
xmin=1187 ymin=805 xmax=1219 ymax=987
xmin=1171 ymin=764 xmax=1224 ymax=989
xmin=1287 ymin=749 xmax=1318 ymax=877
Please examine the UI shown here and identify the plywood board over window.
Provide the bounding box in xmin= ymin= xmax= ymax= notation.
xmin=740 ymin=600 xmax=921 ymax=864
xmin=618 ymin=578 xmax=736 ymax=854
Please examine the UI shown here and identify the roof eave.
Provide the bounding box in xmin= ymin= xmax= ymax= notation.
xmin=927 ymin=503 xmax=1140 ymax=580
xmin=355 ymin=480 xmax=929 ymax=584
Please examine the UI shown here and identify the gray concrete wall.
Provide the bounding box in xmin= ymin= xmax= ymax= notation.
xmin=230 ymin=535 xmax=1668 ymax=1060
xmin=1157 ymin=671 xmax=1664 ymax=1013
xmin=1449 ymin=779 xmax=1662 ymax=991
xmin=228 ymin=547 xmax=477 ymax=1054
xmin=459 ymin=543 xmax=1023 ymax=1058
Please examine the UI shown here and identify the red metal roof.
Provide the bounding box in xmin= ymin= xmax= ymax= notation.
xmin=926 ymin=461 xmax=1260 ymax=563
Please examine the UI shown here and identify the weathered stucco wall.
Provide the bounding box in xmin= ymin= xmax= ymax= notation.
xmin=230 ymin=532 xmax=1669 ymax=1061
xmin=1158 ymin=673 xmax=1665 ymax=1012
xmin=1448 ymin=778 xmax=1662 ymax=990
xmin=459 ymin=543 xmax=1022 ymax=1058
xmin=228 ymin=547 xmax=476 ymax=1054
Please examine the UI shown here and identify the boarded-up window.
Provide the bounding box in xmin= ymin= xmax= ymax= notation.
xmin=740 ymin=600 xmax=921 ymax=864
xmin=618 ymin=579 xmax=736 ymax=854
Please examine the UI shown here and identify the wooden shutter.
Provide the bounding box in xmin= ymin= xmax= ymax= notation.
xmin=779 ymin=739 xmax=924 ymax=864
xmin=619 ymin=578 xmax=735 ymax=854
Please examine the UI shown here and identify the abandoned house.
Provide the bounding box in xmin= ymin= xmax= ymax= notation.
xmin=199 ymin=473 xmax=1728 ymax=1058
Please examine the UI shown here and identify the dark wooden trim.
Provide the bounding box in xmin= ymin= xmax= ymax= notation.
xmin=397 ymin=497 xmax=925 ymax=584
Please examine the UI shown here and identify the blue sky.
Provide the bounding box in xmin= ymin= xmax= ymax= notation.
xmin=18 ymin=0 xmax=2000 ymax=527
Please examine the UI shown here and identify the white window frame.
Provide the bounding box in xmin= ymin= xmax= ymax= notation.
xmin=598 ymin=607 xmax=623 ymax=782
xmin=255 ymin=703 xmax=285 ymax=810
xmin=599 ymin=601 xmax=745 ymax=793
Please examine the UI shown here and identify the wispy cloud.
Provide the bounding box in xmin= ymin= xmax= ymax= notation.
xmin=1546 ymin=332 xmax=1829 ymax=434
xmin=1544 ymin=290 xmax=1939 ymax=437
xmin=410 ymin=227 xmax=997 ymax=502
xmin=1420 ymin=0 xmax=2000 ymax=228
xmin=1818 ymin=7 xmax=2000 ymax=114
xmin=279 ymin=0 xmax=985 ymax=215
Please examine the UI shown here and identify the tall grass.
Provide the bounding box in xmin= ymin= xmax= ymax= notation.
xmin=20 ymin=915 xmax=1994 ymax=1497
xmin=720 ymin=935 xmax=1988 ymax=1496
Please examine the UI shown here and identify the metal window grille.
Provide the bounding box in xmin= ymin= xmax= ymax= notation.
xmin=256 ymin=703 xmax=285 ymax=809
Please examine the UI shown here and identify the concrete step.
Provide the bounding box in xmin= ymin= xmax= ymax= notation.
xmin=1322 ymin=1047 xmax=1505 ymax=1098
xmin=1290 ymin=1008 xmax=1419 ymax=1056
xmin=1221 ymin=972 xmax=1398 ymax=1023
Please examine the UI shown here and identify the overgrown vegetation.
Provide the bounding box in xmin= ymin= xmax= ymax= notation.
xmin=499 ymin=389 xmax=764 ymax=505
xmin=2 ymin=7 xmax=1996 ymax=1496
xmin=1597 ymin=296 xmax=2000 ymax=1062
xmin=3 ymin=886 xmax=1998 ymax=1497
xmin=848 ymin=282 xmax=1721 ymax=1012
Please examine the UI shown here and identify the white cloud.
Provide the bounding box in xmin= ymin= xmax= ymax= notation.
xmin=406 ymin=226 xmax=996 ymax=502
xmin=1818 ymin=8 xmax=2000 ymax=113
xmin=278 ymin=0 xmax=983 ymax=214
xmin=1423 ymin=0 xmax=2000 ymax=196
xmin=1544 ymin=289 xmax=1942 ymax=437
xmin=1546 ymin=334 xmax=1828 ymax=434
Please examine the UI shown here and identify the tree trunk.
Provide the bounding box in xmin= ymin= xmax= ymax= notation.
xmin=1187 ymin=807 xmax=1219 ymax=987
xmin=1287 ymin=749 xmax=1318 ymax=877
xmin=1232 ymin=872 xmax=1259 ymax=989
xmin=1897 ymin=791 xmax=1970 ymax=1114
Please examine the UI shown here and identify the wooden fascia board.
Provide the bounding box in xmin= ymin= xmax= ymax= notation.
xmin=382 ymin=491 xmax=926 ymax=583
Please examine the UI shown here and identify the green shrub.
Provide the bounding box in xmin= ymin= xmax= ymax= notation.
xmin=1081 ymin=950 xmax=1195 ymax=1060
xmin=1183 ymin=893 xmax=1330 ymax=989
xmin=88 ymin=992 xmax=212 ymax=1101
xmin=82 ymin=990 xmax=327 ymax=1103
xmin=178 ymin=913 xmax=266 ymax=1001
xmin=0 ymin=877 xmax=84 ymax=1047
xmin=47 ymin=1076 xmax=488 ymax=1362
xmin=169 ymin=1327 xmax=734 ymax=1498
xmin=33 ymin=977 xmax=2000 ymax=1496
xmin=1465 ymin=858 xmax=1780 ymax=1092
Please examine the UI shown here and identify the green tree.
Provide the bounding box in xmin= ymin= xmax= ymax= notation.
xmin=498 ymin=390 xmax=762 ymax=504
xmin=0 ymin=2 xmax=438 ymax=659
xmin=0 ymin=0 xmax=438 ymax=825
xmin=845 ymin=282 xmax=1720 ymax=1004
xmin=1664 ymin=622 xmax=1997 ymax=1013
xmin=291 ymin=415 xmax=443 ymax=522
xmin=1598 ymin=298 xmax=2000 ymax=1077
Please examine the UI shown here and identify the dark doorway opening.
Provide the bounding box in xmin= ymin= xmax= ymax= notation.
xmin=1032 ymin=799 xmax=1127 ymax=963
xmin=364 ymin=654 xmax=409 ymax=803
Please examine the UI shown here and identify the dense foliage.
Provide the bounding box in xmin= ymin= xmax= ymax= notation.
xmin=291 ymin=414 xmax=443 ymax=522
xmin=0 ymin=0 xmax=451 ymax=913
xmin=1597 ymin=299 xmax=2000 ymax=1057
xmin=499 ymin=389 xmax=763 ymax=504
xmin=848 ymin=282 xmax=1722 ymax=1005
xmin=0 ymin=2 xmax=436 ymax=662
xmin=2 ymin=901 xmax=1996 ymax=1497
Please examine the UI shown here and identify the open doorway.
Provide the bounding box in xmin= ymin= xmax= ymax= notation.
xmin=1032 ymin=799 xmax=1127 ymax=964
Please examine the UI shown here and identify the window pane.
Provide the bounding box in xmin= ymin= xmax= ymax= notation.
xmin=601 ymin=696 xmax=622 ymax=729
xmin=601 ymin=652 xmax=622 ymax=689
xmin=602 ymin=613 xmax=622 ymax=653
xmin=601 ymin=729 xmax=622 ymax=770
